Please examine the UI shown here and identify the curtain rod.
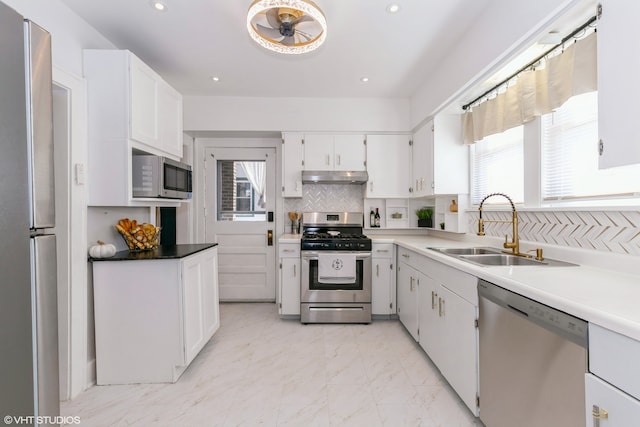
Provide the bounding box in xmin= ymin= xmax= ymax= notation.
xmin=461 ymin=14 xmax=598 ymax=111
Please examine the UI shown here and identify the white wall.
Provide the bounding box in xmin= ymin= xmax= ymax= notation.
xmin=409 ymin=0 xmax=590 ymax=129
xmin=184 ymin=96 xmax=411 ymax=133
xmin=3 ymin=0 xmax=115 ymax=76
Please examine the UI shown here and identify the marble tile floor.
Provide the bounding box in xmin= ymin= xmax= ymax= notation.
xmin=62 ymin=303 xmax=483 ymax=427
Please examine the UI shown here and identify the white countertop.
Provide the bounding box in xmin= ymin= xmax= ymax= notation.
xmin=373 ymin=235 xmax=640 ymax=343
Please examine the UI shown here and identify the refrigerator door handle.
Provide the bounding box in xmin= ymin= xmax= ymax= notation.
xmin=31 ymin=234 xmax=60 ymax=418
xmin=25 ymin=21 xmax=55 ymax=230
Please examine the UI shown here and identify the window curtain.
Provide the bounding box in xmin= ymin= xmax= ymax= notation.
xmin=463 ymin=32 xmax=597 ymax=144
xmin=240 ymin=162 xmax=266 ymax=208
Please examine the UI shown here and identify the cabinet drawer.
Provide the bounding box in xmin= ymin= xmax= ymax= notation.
xmin=372 ymin=243 xmax=394 ymax=259
xmin=397 ymin=247 xmax=426 ymax=270
xmin=279 ymin=244 xmax=300 ymax=258
xmin=585 ymin=373 xmax=640 ymax=426
xmin=590 ymin=323 xmax=640 ymax=400
xmin=423 ymin=257 xmax=477 ymax=305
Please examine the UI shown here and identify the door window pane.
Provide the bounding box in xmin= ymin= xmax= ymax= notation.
xmin=217 ymin=160 xmax=266 ymax=221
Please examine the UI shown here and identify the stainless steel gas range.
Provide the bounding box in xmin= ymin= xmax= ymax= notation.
xmin=300 ymin=212 xmax=372 ymax=324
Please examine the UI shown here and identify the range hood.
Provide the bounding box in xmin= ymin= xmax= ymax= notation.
xmin=301 ymin=170 xmax=369 ymax=184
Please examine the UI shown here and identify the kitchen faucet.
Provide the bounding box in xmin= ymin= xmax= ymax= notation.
xmin=477 ymin=192 xmax=531 ymax=258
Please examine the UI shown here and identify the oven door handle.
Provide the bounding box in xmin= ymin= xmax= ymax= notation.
xmin=301 ymin=252 xmax=372 ymax=261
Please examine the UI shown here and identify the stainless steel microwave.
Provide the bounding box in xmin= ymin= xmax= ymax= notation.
xmin=132 ymin=155 xmax=192 ymax=199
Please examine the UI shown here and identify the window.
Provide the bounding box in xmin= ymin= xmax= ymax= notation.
xmin=217 ymin=160 xmax=266 ymax=221
xmin=542 ymin=92 xmax=640 ymax=202
xmin=470 ymin=126 xmax=524 ymax=205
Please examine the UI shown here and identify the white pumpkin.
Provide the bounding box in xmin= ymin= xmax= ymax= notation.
xmin=89 ymin=240 xmax=117 ymax=258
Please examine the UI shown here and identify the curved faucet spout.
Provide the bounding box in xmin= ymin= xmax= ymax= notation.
xmin=477 ymin=193 xmax=530 ymax=258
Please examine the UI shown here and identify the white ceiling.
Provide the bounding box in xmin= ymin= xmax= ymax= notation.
xmin=58 ymin=0 xmax=496 ymax=99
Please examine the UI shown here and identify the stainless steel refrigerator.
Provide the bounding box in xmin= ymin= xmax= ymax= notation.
xmin=0 ymin=1 xmax=59 ymax=424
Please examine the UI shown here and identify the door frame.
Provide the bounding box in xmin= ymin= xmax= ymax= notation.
xmin=193 ymin=136 xmax=284 ymax=294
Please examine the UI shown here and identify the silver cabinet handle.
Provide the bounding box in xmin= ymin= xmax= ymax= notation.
xmin=294 ymin=264 xmax=296 ymax=277
xmin=376 ymin=264 xmax=379 ymax=277
xmin=402 ymin=253 xmax=410 ymax=258
xmin=376 ymin=249 xmax=390 ymax=253
xmin=370 ymin=182 xmax=374 ymax=192
xmin=326 ymin=154 xmax=330 ymax=165
xmin=283 ymin=249 xmax=295 ymax=253
xmin=431 ymin=291 xmax=437 ymax=309
xmin=336 ymin=154 xmax=341 ymax=165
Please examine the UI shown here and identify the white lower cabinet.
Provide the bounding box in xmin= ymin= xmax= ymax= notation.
xmin=436 ymin=283 xmax=478 ymax=413
xmin=587 ymin=323 xmax=640 ymax=425
xmin=585 ymin=374 xmax=640 ymax=426
xmin=397 ymin=246 xmax=479 ymax=415
xmin=92 ymin=246 xmax=219 ymax=384
xmin=278 ymin=242 xmax=300 ymax=316
xmin=397 ymin=260 xmax=420 ymax=341
xmin=372 ymin=243 xmax=395 ymax=315
xmin=182 ymin=249 xmax=220 ymax=365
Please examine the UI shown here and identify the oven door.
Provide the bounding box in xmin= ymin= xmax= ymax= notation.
xmin=301 ymin=251 xmax=371 ymax=303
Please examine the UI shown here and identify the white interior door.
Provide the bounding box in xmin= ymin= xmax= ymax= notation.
xmin=204 ymin=147 xmax=276 ymax=301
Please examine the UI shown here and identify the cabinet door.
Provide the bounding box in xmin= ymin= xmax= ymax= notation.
xmin=432 ymin=114 xmax=467 ymax=194
xmin=158 ymin=80 xmax=183 ymax=158
xmin=366 ymin=134 xmax=412 ymax=198
xmin=586 ymin=374 xmax=640 ymax=427
xmin=129 ymin=55 xmax=159 ymax=147
xmin=304 ymin=134 xmax=334 ymax=170
xmin=200 ymin=249 xmax=220 ymax=339
xmin=412 ymin=122 xmax=433 ymax=197
xmin=282 ymin=132 xmax=303 ymax=197
xmin=417 ymin=273 xmax=440 ymax=360
xmin=397 ymin=262 xmax=418 ymax=341
xmin=597 ymin=1 xmax=640 ymax=169
xmin=279 ymin=257 xmax=301 ymax=315
xmin=334 ymin=134 xmax=365 ymax=171
xmin=182 ymin=255 xmax=206 ymax=365
xmin=438 ymin=284 xmax=478 ymax=414
xmin=372 ymin=257 xmax=393 ymax=315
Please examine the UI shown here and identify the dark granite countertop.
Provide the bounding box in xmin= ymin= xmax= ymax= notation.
xmin=90 ymin=243 xmax=218 ymax=262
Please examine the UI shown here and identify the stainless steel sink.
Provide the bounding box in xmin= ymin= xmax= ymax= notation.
xmin=459 ymin=254 xmax=546 ymax=266
xmin=428 ymin=247 xmax=577 ymax=267
xmin=429 ymin=247 xmax=502 ymax=255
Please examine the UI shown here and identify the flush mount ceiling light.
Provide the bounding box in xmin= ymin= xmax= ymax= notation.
xmin=386 ymin=3 xmax=400 ymax=14
xmin=149 ymin=1 xmax=168 ymax=12
xmin=247 ymin=0 xmax=327 ymax=55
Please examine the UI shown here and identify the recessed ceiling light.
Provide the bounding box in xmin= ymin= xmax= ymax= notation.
xmin=386 ymin=3 xmax=400 ymax=14
xmin=211 ymin=76 xmax=220 ymax=82
xmin=150 ymin=1 xmax=168 ymax=12
xmin=360 ymin=77 xmax=369 ymax=83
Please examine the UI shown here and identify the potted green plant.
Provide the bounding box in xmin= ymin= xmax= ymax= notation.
xmin=416 ymin=207 xmax=433 ymax=228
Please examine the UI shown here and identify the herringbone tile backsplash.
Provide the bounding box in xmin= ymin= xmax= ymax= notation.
xmin=469 ymin=210 xmax=640 ymax=256
xmin=284 ymin=184 xmax=363 ymax=214
xmin=283 ymin=186 xmax=640 ymax=256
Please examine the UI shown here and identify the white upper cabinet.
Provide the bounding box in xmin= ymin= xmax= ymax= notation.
xmin=129 ymin=57 xmax=159 ymax=147
xmin=597 ymin=1 xmax=640 ymax=168
xmin=411 ymin=122 xmax=433 ymax=197
xmin=303 ymin=133 xmax=365 ymax=171
xmin=157 ymin=79 xmax=184 ymax=158
xmin=366 ymin=134 xmax=412 ymax=198
xmin=84 ymin=49 xmax=184 ymax=206
xmin=282 ymin=132 xmax=304 ymax=197
xmin=412 ymin=115 xmax=468 ymax=197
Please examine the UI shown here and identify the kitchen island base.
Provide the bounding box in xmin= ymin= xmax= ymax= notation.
xmin=92 ymin=245 xmax=219 ymax=384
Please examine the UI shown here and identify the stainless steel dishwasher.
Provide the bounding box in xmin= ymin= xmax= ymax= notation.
xmin=478 ymin=279 xmax=588 ymax=427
